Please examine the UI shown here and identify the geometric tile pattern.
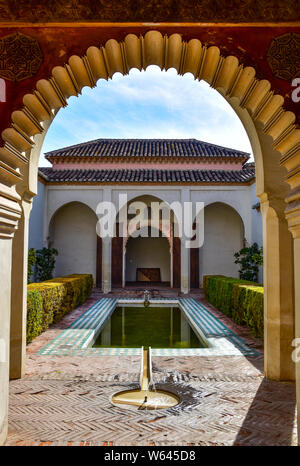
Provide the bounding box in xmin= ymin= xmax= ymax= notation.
xmin=179 ymin=298 xmax=260 ymax=357
xmin=37 ymin=297 xmax=259 ymax=358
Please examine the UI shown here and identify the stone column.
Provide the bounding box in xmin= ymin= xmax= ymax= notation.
xmin=0 ymin=185 xmax=22 ymax=445
xmin=260 ymin=194 xmax=295 ymax=381
xmin=180 ymin=188 xmax=190 ymax=294
xmin=284 ymin=193 xmax=300 ymax=444
xmin=10 ymin=198 xmax=32 ymax=379
xmin=181 ymin=240 xmax=190 ymax=294
xmin=100 ymin=188 xmax=112 ymax=294
xmin=102 ymin=237 xmax=112 ymax=294
xmin=294 ymin=237 xmax=300 ymax=445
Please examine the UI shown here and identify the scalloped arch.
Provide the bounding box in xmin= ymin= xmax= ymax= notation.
xmin=1 ymin=30 xmax=299 ymax=225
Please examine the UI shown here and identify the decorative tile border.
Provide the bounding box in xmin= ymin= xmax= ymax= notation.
xmin=38 ymin=297 xmax=259 ymax=357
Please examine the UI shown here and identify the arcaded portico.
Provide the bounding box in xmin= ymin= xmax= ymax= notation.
xmin=0 ymin=6 xmax=299 ymax=445
xmin=29 ymin=138 xmax=257 ymax=294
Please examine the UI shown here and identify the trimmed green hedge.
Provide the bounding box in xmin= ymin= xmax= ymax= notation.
xmin=203 ymin=275 xmax=264 ymax=338
xmin=27 ymin=290 xmax=43 ymax=343
xmin=26 ymin=274 xmax=93 ymax=343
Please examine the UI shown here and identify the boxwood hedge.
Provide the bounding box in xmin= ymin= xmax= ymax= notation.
xmin=203 ymin=275 xmax=264 ymax=338
xmin=26 ymin=274 xmax=94 ymax=343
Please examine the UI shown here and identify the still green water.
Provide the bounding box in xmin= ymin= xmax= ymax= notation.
xmin=93 ymin=306 xmax=205 ymax=349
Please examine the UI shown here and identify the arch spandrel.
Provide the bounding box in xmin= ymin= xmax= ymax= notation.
xmin=0 ymin=30 xmax=299 ymax=237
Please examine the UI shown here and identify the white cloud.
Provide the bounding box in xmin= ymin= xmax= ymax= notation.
xmin=40 ymin=65 xmax=253 ymax=166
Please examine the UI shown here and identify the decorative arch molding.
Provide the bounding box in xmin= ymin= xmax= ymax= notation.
xmin=47 ymin=198 xmax=98 ymax=231
xmin=0 ymin=30 xmax=299 ymax=238
xmin=47 ymin=199 xmax=98 ymax=234
xmin=124 ymin=225 xmax=172 ymax=248
xmin=202 ymin=200 xmax=247 ymax=236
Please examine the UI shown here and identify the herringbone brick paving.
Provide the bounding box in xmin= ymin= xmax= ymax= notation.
xmin=5 ymin=288 xmax=297 ymax=446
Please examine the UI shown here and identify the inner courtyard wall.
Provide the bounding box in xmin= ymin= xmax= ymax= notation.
xmin=28 ymin=183 xmax=260 ymax=284
xmin=49 ymin=201 xmax=97 ymax=280
xmin=199 ymin=202 xmax=244 ymax=281
xmin=126 ymin=236 xmax=171 ymax=282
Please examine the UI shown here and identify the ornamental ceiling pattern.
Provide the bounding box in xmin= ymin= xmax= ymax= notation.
xmin=0 ymin=0 xmax=299 ymax=22
xmin=267 ymin=32 xmax=300 ymax=81
xmin=0 ymin=32 xmax=43 ymax=81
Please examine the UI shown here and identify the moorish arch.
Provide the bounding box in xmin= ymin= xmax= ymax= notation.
xmin=48 ymin=201 xmax=98 ymax=281
xmin=0 ymin=30 xmax=299 ymax=445
xmin=113 ymin=194 xmax=180 ymax=289
xmin=199 ymin=202 xmax=245 ymax=281
xmin=125 ymin=228 xmax=171 ymax=286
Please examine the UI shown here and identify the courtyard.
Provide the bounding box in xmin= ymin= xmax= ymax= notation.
xmin=5 ymin=288 xmax=297 ymax=446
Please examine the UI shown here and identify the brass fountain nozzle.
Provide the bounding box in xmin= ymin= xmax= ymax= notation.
xmin=144 ymin=290 xmax=150 ymax=308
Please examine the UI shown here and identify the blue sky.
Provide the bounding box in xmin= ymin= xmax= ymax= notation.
xmin=40 ymin=66 xmax=253 ymax=167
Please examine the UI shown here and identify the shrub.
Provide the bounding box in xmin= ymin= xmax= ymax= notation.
xmin=27 ymin=248 xmax=36 ymax=284
xmin=234 ymin=242 xmax=263 ymax=282
xmin=203 ymin=275 xmax=264 ymax=338
xmin=27 ymin=281 xmax=65 ymax=331
xmin=26 ymin=273 xmax=93 ymax=342
xmin=35 ymin=247 xmax=58 ymax=282
xmin=27 ymin=290 xmax=43 ymax=343
xmin=45 ymin=274 xmax=93 ymax=322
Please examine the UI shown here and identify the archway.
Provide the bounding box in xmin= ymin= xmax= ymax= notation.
xmin=0 ymin=30 xmax=299 ymax=445
xmin=125 ymin=235 xmax=171 ymax=286
xmin=114 ymin=194 xmax=178 ymax=289
xmin=199 ymin=202 xmax=245 ymax=283
xmin=48 ymin=201 xmax=98 ymax=281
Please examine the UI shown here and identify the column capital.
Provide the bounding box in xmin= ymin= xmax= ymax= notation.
xmin=0 ymin=184 xmax=22 ymax=239
xmin=280 ymin=148 xmax=300 ymax=238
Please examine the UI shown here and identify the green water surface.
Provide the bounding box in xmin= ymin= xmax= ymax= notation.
xmin=93 ymin=306 xmax=205 ymax=349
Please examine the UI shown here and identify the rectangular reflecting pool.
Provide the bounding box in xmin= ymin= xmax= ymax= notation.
xmin=92 ymin=306 xmax=206 ymax=349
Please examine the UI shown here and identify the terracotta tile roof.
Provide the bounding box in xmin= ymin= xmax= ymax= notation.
xmin=39 ymin=166 xmax=255 ymax=183
xmin=44 ymin=138 xmax=250 ymax=161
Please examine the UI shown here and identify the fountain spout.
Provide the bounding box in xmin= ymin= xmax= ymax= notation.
xmin=143 ymin=290 xmax=150 ymax=308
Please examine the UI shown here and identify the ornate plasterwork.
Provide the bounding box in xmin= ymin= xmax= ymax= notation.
xmin=0 ymin=0 xmax=299 ymax=23
xmin=267 ymin=32 xmax=300 ymax=81
xmin=0 ymin=31 xmax=299 ymax=238
xmin=0 ymin=32 xmax=43 ymax=82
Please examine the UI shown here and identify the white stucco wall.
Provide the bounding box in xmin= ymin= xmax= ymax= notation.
xmin=250 ymin=182 xmax=263 ymax=282
xmin=251 ymin=182 xmax=263 ymax=246
xmin=28 ymin=180 xmax=45 ymax=250
xmin=199 ymin=202 xmax=244 ymax=281
xmin=126 ymin=236 xmax=170 ymax=282
xmin=49 ymin=201 xmax=97 ymax=280
xmin=29 ymin=182 xmax=263 ymax=287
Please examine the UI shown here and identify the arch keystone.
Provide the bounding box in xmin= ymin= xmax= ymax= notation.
xmin=143 ymin=31 xmax=164 ymax=69
xmin=124 ymin=34 xmax=142 ymax=71
xmin=182 ymin=39 xmax=202 ymax=77
xmin=105 ymin=39 xmax=126 ymax=77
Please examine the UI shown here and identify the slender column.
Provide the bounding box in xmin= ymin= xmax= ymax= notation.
xmin=10 ymin=199 xmax=32 ymax=379
xmin=0 ymin=186 xmax=22 ymax=445
xmin=180 ymin=188 xmax=190 ymax=294
xmin=122 ymin=243 xmax=126 ymax=288
xmin=101 ymin=188 xmax=112 ymax=293
xmin=260 ymin=194 xmax=295 ymax=381
xmin=284 ymin=195 xmax=300 ymax=444
xmin=102 ymin=237 xmax=112 ymax=294
xmin=294 ymin=237 xmax=300 ymax=445
xmin=181 ymin=239 xmax=190 ymax=294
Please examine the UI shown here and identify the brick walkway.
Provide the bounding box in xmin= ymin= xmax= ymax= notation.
xmin=5 ymin=288 xmax=298 ymax=446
